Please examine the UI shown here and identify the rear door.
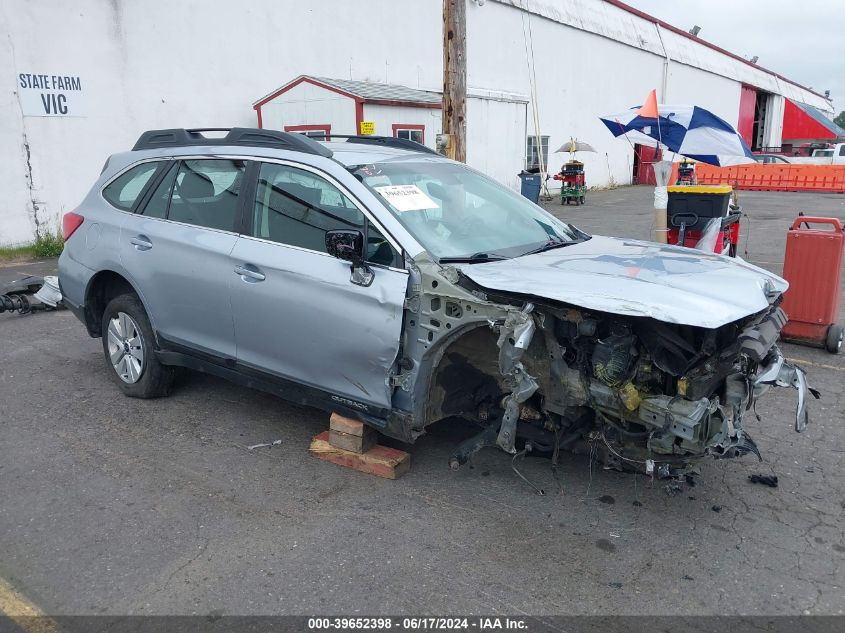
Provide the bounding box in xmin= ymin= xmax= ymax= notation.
xmin=120 ymin=158 xmax=247 ymax=359
xmin=229 ymin=160 xmax=408 ymax=411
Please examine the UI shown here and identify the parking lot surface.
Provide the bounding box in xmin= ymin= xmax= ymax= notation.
xmin=1 ymin=187 xmax=843 ymax=616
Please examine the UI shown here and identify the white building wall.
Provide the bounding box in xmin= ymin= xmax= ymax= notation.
xmin=664 ymin=64 xmax=742 ymax=126
xmin=494 ymin=0 xmax=833 ymax=114
xmin=259 ymin=82 xmax=356 ymax=134
xmin=0 ymin=0 xmax=441 ymax=245
xmin=467 ymin=0 xmax=667 ymax=188
xmin=0 ymin=0 xmax=835 ymax=245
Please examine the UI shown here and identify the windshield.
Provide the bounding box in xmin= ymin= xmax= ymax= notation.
xmin=352 ymin=160 xmax=585 ymax=260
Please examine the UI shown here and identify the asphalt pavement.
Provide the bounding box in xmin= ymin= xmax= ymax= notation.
xmin=0 ymin=187 xmax=843 ymax=617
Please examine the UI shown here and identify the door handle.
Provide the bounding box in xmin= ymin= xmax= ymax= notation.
xmin=234 ymin=264 xmax=266 ymax=282
xmin=130 ymin=235 xmax=153 ymax=251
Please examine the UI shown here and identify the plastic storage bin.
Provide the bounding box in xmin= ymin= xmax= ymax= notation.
xmin=518 ymin=171 xmax=541 ymax=204
xmin=666 ymin=185 xmax=739 ymax=256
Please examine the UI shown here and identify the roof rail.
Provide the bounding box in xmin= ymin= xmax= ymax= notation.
xmin=309 ymin=134 xmax=439 ymax=155
xmin=131 ymin=127 xmax=334 ymax=158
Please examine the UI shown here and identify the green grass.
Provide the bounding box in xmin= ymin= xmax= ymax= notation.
xmin=32 ymin=230 xmax=65 ymax=258
xmin=0 ymin=230 xmax=64 ymax=261
xmin=0 ymin=244 xmax=38 ymax=260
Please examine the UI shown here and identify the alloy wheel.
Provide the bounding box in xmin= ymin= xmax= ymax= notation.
xmin=107 ymin=311 xmax=145 ymax=383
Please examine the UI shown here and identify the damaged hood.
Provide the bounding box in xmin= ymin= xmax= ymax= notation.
xmin=457 ymin=236 xmax=787 ymax=328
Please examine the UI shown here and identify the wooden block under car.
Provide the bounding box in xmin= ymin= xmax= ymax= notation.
xmin=329 ymin=412 xmax=367 ymax=436
xmin=329 ymin=429 xmax=377 ymax=454
xmin=309 ymin=431 xmax=411 ymax=480
xmin=329 ymin=413 xmax=377 ymax=453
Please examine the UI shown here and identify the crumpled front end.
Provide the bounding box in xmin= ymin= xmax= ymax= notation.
xmin=481 ymin=300 xmax=817 ymax=478
xmin=400 ymin=256 xmax=815 ymax=484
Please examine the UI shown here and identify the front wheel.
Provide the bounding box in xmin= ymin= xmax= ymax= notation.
xmin=101 ymin=293 xmax=174 ymax=397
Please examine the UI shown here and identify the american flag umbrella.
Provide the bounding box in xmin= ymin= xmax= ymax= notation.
xmin=599 ymin=92 xmax=755 ymax=166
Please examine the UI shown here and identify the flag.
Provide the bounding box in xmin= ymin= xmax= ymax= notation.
xmin=638 ymin=89 xmax=659 ymax=118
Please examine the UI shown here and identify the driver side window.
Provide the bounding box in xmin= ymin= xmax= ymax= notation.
xmin=253 ymin=163 xmax=399 ymax=266
xmin=253 ymin=163 xmax=363 ymax=253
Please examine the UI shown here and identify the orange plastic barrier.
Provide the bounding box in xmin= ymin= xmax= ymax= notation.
xmin=668 ymin=163 xmax=845 ymax=193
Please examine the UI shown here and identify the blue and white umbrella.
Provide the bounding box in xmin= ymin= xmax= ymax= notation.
xmin=600 ymin=104 xmax=755 ymax=166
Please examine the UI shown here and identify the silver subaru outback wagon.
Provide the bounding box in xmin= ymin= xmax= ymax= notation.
xmin=59 ymin=127 xmax=813 ymax=480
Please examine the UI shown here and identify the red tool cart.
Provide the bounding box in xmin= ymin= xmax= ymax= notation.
xmin=780 ymin=216 xmax=844 ymax=353
xmin=553 ymin=160 xmax=587 ymax=205
xmin=676 ymin=159 xmax=697 ymax=185
xmin=666 ymin=185 xmax=741 ymax=257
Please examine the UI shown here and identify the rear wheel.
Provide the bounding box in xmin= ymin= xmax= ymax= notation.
xmin=825 ymin=324 xmax=844 ymax=354
xmin=101 ymin=293 xmax=174 ymax=397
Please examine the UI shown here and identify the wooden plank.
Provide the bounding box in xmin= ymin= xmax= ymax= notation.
xmin=329 ymin=428 xmax=376 ymax=454
xmin=309 ymin=431 xmax=411 ymax=480
xmin=329 ymin=412 xmax=368 ymax=437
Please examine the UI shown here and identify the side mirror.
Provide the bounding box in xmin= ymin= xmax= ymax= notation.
xmin=325 ymin=229 xmax=364 ymax=263
xmin=325 ymin=229 xmax=374 ymax=287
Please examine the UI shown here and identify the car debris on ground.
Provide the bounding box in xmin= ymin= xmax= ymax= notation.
xmin=0 ymin=275 xmax=63 ymax=315
xmin=247 ymin=439 xmax=283 ymax=451
xmin=748 ymin=473 xmax=779 ymax=487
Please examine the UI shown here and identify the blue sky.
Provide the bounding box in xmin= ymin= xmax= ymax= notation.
xmin=622 ymin=0 xmax=842 ymax=114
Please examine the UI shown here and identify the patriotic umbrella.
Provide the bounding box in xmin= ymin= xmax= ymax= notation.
xmin=599 ymin=91 xmax=755 ymax=166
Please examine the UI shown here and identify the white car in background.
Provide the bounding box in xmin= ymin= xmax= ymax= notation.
xmin=754 ymin=154 xmax=792 ymax=164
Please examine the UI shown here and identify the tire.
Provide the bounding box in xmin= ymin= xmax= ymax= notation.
xmin=825 ymin=324 xmax=844 ymax=354
xmin=101 ymin=293 xmax=174 ymax=398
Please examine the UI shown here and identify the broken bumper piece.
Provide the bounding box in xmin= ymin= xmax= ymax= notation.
xmin=754 ymin=347 xmax=819 ymax=432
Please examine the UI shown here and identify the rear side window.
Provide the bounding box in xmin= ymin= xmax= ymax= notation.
xmin=102 ymin=162 xmax=160 ymax=211
xmin=167 ymin=159 xmax=246 ymax=232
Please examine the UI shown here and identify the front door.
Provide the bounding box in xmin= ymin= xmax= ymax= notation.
xmin=229 ymin=160 xmax=408 ymax=411
xmin=121 ymin=158 xmax=247 ymax=359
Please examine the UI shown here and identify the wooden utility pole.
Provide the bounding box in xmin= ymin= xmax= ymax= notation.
xmin=442 ymin=0 xmax=466 ymax=162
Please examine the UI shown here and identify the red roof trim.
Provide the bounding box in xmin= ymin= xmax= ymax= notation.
xmin=603 ymin=0 xmax=829 ymax=101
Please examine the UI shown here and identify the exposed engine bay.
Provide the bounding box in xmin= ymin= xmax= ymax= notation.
xmin=396 ymin=253 xmax=818 ymax=485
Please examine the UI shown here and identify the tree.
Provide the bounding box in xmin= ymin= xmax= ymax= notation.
xmin=835 ymin=111 xmax=845 ymax=129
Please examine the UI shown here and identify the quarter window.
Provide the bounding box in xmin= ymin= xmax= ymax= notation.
xmin=167 ymin=159 xmax=245 ymax=232
xmin=102 ymin=162 xmax=161 ymax=211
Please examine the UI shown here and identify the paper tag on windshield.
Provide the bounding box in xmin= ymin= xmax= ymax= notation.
xmin=374 ymin=184 xmax=439 ymax=212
